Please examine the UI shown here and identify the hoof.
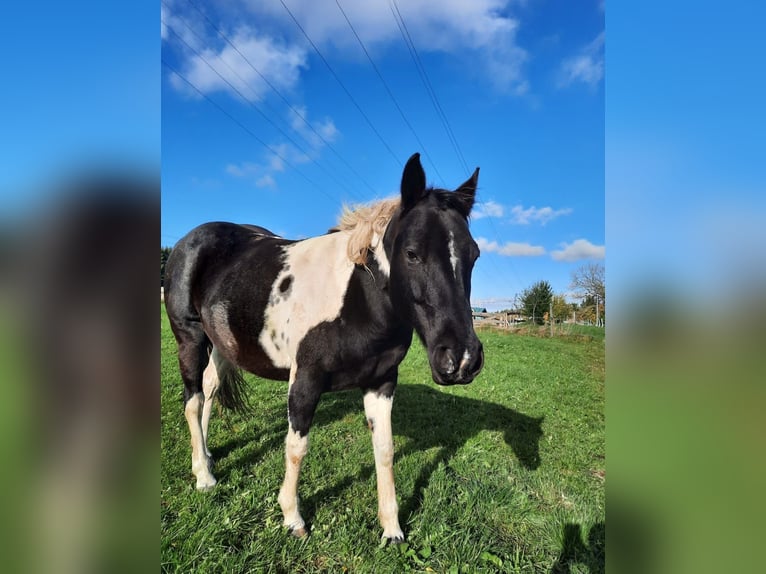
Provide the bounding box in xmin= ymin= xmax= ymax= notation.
xmin=289 ymin=526 xmax=308 ymax=538
xmin=195 ymin=475 xmax=217 ymax=492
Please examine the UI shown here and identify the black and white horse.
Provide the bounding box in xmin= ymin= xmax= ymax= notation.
xmin=165 ymin=153 xmax=484 ymax=542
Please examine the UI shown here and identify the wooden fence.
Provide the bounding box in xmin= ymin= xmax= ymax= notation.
xmin=472 ymin=311 xmax=526 ymax=329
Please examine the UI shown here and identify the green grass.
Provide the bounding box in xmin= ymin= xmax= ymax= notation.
xmin=161 ymin=308 xmax=604 ymax=573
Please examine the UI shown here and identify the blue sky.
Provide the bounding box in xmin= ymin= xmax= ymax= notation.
xmin=0 ymin=2 xmax=159 ymax=209
xmin=162 ymin=0 xmax=604 ymax=310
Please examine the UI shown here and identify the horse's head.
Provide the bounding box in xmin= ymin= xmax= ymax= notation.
xmin=384 ymin=153 xmax=484 ymax=386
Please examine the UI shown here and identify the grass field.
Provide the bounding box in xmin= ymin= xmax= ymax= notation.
xmin=161 ymin=308 xmax=604 ymax=573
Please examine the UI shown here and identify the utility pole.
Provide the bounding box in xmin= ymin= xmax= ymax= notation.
xmin=596 ymin=294 xmax=600 ymax=327
xmin=549 ymin=300 xmax=554 ymax=337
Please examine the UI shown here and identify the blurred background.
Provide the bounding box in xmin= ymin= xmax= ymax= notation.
xmin=0 ymin=2 xmax=158 ymax=573
xmin=607 ymin=2 xmax=766 ymax=573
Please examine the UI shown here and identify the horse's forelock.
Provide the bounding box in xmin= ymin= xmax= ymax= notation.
xmin=336 ymin=198 xmax=401 ymax=265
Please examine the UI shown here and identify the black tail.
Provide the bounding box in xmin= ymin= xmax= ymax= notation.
xmin=218 ymin=368 xmax=252 ymax=413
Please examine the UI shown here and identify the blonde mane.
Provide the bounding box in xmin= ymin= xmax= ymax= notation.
xmin=334 ymin=197 xmax=401 ymax=266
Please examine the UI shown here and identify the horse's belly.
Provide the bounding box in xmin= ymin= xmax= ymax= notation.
xmin=235 ymin=339 xmax=290 ymax=382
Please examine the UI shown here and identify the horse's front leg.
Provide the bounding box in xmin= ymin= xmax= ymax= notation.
xmin=278 ymin=368 xmax=323 ymax=537
xmin=364 ymin=388 xmax=404 ymax=542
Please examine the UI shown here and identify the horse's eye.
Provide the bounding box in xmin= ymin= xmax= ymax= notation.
xmin=406 ymin=249 xmax=419 ymax=261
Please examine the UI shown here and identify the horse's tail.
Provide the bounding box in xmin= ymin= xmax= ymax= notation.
xmin=217 ymin=367 xmax=252 ymax=413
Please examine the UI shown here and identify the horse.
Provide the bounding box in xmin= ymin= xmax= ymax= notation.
xmin=164 ymin=152 xmax=484 ymax=543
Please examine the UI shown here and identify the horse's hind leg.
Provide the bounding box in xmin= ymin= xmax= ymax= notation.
xmin=201 ymin=347 xmax=225 ymax=458
xmin=176 ymin=322 xmax=217 ymax=491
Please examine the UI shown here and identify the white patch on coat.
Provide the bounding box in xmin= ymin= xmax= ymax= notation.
xmin=372 ymin=229 xmax=390 ymax=278
xmin=260 ymin=231 xmax=356 ymax=369
xmin=201 ymin=347 xmax=226 ymax=457
xmin=184 ymin=392 xmax=216 ymax=491
xmin=278 ymin=425 xmax=309 ymax=532
xmin=363 ymin=392 xmax=403 ymax=540
xmin=448 ymin=231 xmax=458 ymax=279
xmin=459 ymin=349 xmax=472 ymax=371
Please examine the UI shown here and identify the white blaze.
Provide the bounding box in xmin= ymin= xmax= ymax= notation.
xmin=448 ymin=231 xmax=458 ymax=279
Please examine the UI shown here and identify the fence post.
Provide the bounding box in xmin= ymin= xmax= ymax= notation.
xmin=549 ymin=301 xmax=553 ymax=337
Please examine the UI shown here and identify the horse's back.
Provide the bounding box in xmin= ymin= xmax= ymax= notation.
xmin=166 ymin=222 xmax=281 ymax=303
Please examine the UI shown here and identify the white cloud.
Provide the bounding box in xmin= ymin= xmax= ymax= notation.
xmin=477 ymin=237 xmax=546 ymax=257
xmin=225 ymin=142 xmax=313 ymax=188
xmin=551 ymin=239 xmax=605 ymax=261
xmin=509 ymin=204 xmax=573 ymax=225
xmin=288 ymin=106 xmax=340 ymax=150
xmin=557 ymin=31 xmax=604 ymax=89
xmin=256 ymin=174 xmax=276 ymax=188
xmin=225 ymin=161 xmax=258 ymax=178
xmin=231 ymin=0 xmax=530 ymax=95
xmin=168 ymin=27 xmax=308 ymax=101
xmin=473 ymin=200 xmax=505 ymax=219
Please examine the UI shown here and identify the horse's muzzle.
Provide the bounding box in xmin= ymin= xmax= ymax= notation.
xmin=431 ymin=342 xmax=484 ymax=385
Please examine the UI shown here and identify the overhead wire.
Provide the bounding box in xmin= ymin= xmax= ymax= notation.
xmin=386 ymin=1 xmax=524 ymax=293
xmin=164 ymin=3 xmax=525 ymax=302
xmin=277 ymin=0 xmax=403 ymax=168
xmin=334 ymin=0 xmax=446 ymax=186
xmin=161 ymin=57 xmax=341 ymax=204
xmin=165 ymin=1 xmax=525 ymax=297
xmin=389 ymin=0 xmax=470 ymax=175
xmin=162 ymin=18 xmax=361 ymax=201
xmin=180 ymin=0 xmax=379 ymax=198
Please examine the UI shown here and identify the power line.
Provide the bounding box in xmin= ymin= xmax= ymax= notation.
xmin=179 ymin=0 xmax=378 ymax=198
xmin=389 ymin=0 xmax=470 ymax=175
xmin=384 ymin=1 xmax=519 ymax=290
xmin=163 ymin=19 xmax=360 ymax=200
xmin=334 ymin=0 xmax=446 ymax=186
xmin=277 ymin=0 xmax=402 ymax=167
xmin=162 ymin=4 xmax=293 ymax=137
xmin=161 ymin=58 xmax=340 ymax=204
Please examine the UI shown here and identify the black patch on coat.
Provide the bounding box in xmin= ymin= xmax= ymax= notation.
xmin=279 ymin=275 xmax=293 ymax=294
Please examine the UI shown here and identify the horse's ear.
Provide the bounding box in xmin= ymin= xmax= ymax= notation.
xmin=454 ymin=167 xmax=480 ymax=217
xmin=401 ymin=153 xmax=427 ymax=210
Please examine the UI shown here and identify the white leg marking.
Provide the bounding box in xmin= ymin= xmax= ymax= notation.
xmin=184 ymin=392 xmax=217 ymax=491
xmin=448 ymin=231 xmax=458 ymax=279
xmin=201 ymin=347 xmax=223 ymax=458
xmin=364 ymin=392 xmax=403 ymax=540
xmin=278 ymin=426 xmax=309 ymax=535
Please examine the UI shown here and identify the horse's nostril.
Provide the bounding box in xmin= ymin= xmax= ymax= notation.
xmin=437 ymin=347 xmax=457 ymax=375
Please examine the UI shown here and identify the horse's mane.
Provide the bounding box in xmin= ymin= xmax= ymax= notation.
xmin=332 ymin=197 xmax=401 ymax=266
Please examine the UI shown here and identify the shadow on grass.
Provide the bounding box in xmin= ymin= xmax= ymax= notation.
xmin=203 ymin=382 xmax=543 ymax=533
xmin=306 ymin=383 xmax=544 ymax=529
xmin=550 ymin=522 xmax=605 ymax=574
xmin=209 ymin=416 xmax=285 ymax=480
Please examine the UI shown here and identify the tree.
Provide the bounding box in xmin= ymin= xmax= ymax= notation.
xmin=578 ymin=294 xmax=605 ymax=326
xmin=520 ymin=280 xmax=553 ymax=325
xmin=570 ymin=263 xmax=605 ymax=326
xmin=551 ymin=294 xmax=572 ymax=323
xmin=161 ymin=246 xmax=172 ymax=287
